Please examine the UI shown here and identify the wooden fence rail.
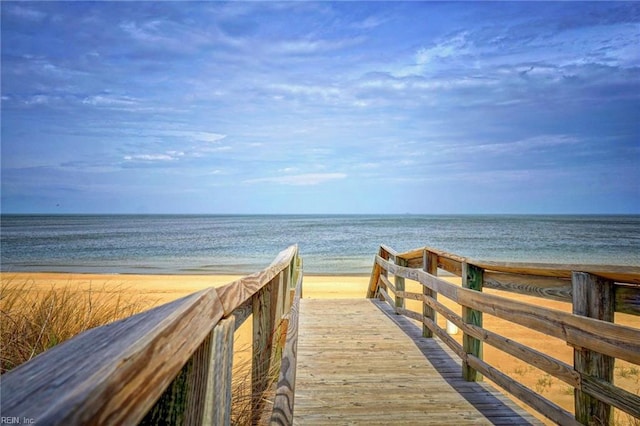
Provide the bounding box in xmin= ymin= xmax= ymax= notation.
xmin=367 ymin=245 xmax=640 ymax=426
xmin=1 ymin=245 xmax=302 ymax=426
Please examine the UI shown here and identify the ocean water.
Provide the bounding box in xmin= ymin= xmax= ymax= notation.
xmin=1 ymin=215 xmax=638 ymax=275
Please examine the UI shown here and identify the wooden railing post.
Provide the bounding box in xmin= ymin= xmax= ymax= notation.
xmin=462 ymin=262 xmax=483 ymax=381
xmin=270 ymin=263 xmax=304 ymax=426
xmin=252 ymin=276 xmax=279 ymax=423
xmin=422 ymin=250 xmax=437 ymax=338
xmin=200 ymin=317 xmax=235 ymax=426
xmin=367 ymin=247 xmax=383 ymax=298
xmin=572 ymin=272 xmax=614 ymax=425
xmin=379 ymin=248 xmax=390 ymax=301
xmin=395 ymin=257 xmax=407 ymax=312
xmin=140 ymin=316 xmax=236 ymax=426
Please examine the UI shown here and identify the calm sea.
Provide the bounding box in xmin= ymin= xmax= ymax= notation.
xmin=1 ymin=215 xmax=638 ymax=275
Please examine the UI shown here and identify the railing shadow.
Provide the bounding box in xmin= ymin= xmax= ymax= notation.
xmin=372 ymin=299 xmax=542 ymax=426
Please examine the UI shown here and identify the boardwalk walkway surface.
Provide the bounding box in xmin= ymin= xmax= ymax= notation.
xmin=293 ymin=298 xmax=543 ymax=425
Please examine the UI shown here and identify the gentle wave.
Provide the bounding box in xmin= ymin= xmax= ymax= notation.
xmin=1 ymin=214 xmax=638 ymax=274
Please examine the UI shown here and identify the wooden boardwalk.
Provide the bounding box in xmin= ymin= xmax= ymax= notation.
xmin=293 ymin=298 xmax=543 ymax=425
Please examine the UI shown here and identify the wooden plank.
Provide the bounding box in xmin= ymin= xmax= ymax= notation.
xmin=455 ymin=282 xmax=640 ymax=365
xmin=294 ymin=299 xmax=541 ymax=425
xmin=384 ymin=244 xmax=640 ymax=284
xmin=139 ymin=318 xmax=237 ymax=425
xmin=409 ymin=290 xmax=581 ymax=388
xmin=399 ymin=246 xmax=466 ymax=276
xmin=423 ymin=250 xmax=438 ymax=338
xmin=270 ymin=270 xmax=303 ymax=426
xmin=366 ymin=249 xmax=382 ymax=298
xmin=572 ymin=272 xmax=614 ymax=426
xmin=378 ymin=286 xmax=395 ymax=310
xmin=217 ymin=245 xmax=298 ymax=316
xmin=207 ymin=317 xmax=235 ymax=426
xmin=394 ymin=257 xmax=406 ymax=311
xmin=616 ymin=284 xmax=640 ymax=316
xmin=1 ymin=288 xmax=225 ymax=425
xmin=380 ymin=274 xmax=396 ymax=295
xmin=483 ymin=271 xmax=572 ymax=303
xmin=377 ymin=256 xmax=640 ymax=364
xmin=377 ymin=255 xmax=459 ymax=301
xmin=463 ymin=262 xmax=483 ymax=382
xmin=465 ymin=355 xmax=579 ymax=426
xmin=252 ymin=277 xmax=279 ymax=423
xmin=439 ymin=255 xmax=464 ymax=277
xmin=472 ymin=259 xmax=640 ymax=284
xmin=230 ymin=298 xmax=252 ymax=331
xmin=580 ymin=374 xmax=640 ymax=419
xmin=273 ymin=272 xmax=286 ymax=363
xmin=399 ymin=300 xmax=579 ymax=425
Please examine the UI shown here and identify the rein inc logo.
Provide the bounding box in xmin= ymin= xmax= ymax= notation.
xmin=1 ymin=418 xmax=35 ymax=425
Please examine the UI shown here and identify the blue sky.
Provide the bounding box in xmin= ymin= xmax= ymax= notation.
xmin=2 ymin=1 xmax=639 ymax=214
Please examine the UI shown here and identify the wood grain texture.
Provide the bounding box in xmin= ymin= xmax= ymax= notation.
xmin=572 ymin=272 xmax=614 ymax=425
xmin=384 ymin=244 xmax=640 ymax=308
xmin=252 ymin=278 xmax=278 ymax=423
xmin=616 ymin=285 xmax=640 ymax=316
xmin=376 ymin=255 xmax=640 ymax=364
xmin=379 ymin=273 xmax=395 ymax=295
xmin=1 ymin=288 xmax=225 ymax=425
xmin=580 ymin=374 xmax=640 ymax=419
xmin=473 ymin=260 xmax=640 ymax=284
xmin=394 ymin=257 xmax=407 ymax=311
xmin=205 ymin=317 xmax=235 ymax=426
xmin=394 ymin=289 xmax=582 ymax=388
xmin=293 ymin=299 xmax=541 ymax=425
xmin=403 ymin=246 xmax=640 ymax=283
xmin=270 ymin=268 xmax=303 ymax=425
xmin=366 ymin=247 xmax=384 ymax=298
xmin=483 ymin=271 xmax=572 ymax=302
xmin=0 ymin=246 xmax=299 ymax=426
xmin=422 ymin=250 xmax=438 ymax=338
xmin=217 ymin=245 xmax=298 ymax=316
xmin=462 ymin=262 xmax=484 ymax=382
xmin=230 ymin=298 xmax=253 ymax=331
xmin=465 ymin=355 xmax=579 ymax=426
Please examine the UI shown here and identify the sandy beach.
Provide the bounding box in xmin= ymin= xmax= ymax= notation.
xmin=0 ymin=272 xmax=372 ymax=304
xmin=2 ymin=271 xmax=638 ymax=424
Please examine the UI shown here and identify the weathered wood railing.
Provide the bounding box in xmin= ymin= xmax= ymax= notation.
xmin=1 ymin=245 xmax=303 ymax=426
xmin=367 ymin=245 xmax=640 ymax=426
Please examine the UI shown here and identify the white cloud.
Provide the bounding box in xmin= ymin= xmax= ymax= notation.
xmin=7 ymin=5 xmax=46 ymax=22
xmin=476 ymin=135 xmax=580 ymax=155
xmin=165 ymin=131 xmax=227 ymax=143
xmin=271 ymin=37 xmax=365 ymax=55
xmin=123 ymin=153 xmax=179 ymax=162
xmin=398 ymin=32 xmax=472 ymax=76
xmin=245 ymin=173 xmax=347 ymax=186
xmin=279 ymin=167 xmax=300 ymax=173
xmin=351 ymin=15 xmax=386 ymax=30
xmin=25 ymin=95 xmax=51 ymax=105
xmin=82 ymin=95 xmax=138 ymax=106
xmin=192 ymin=132 xmax=227 ymax=143
xmin=268 ymin=83 xmax=343 ymax=100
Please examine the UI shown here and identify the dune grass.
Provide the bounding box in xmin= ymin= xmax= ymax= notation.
xmin=2 ymin=276 xmax=287 ymax=425
xmin=1 ymin=277 xmax=155 ymax=374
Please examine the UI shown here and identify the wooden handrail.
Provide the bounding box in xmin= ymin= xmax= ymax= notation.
xmin=270 ymin=256 xmax=303 ymax=425
xmin=368 ymin=244 xmax=640 ymax=426
xmin=396 ymin=245 xmax=640 ymax=284
xmin=1 ymin=245 xmax=301 ymax=425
